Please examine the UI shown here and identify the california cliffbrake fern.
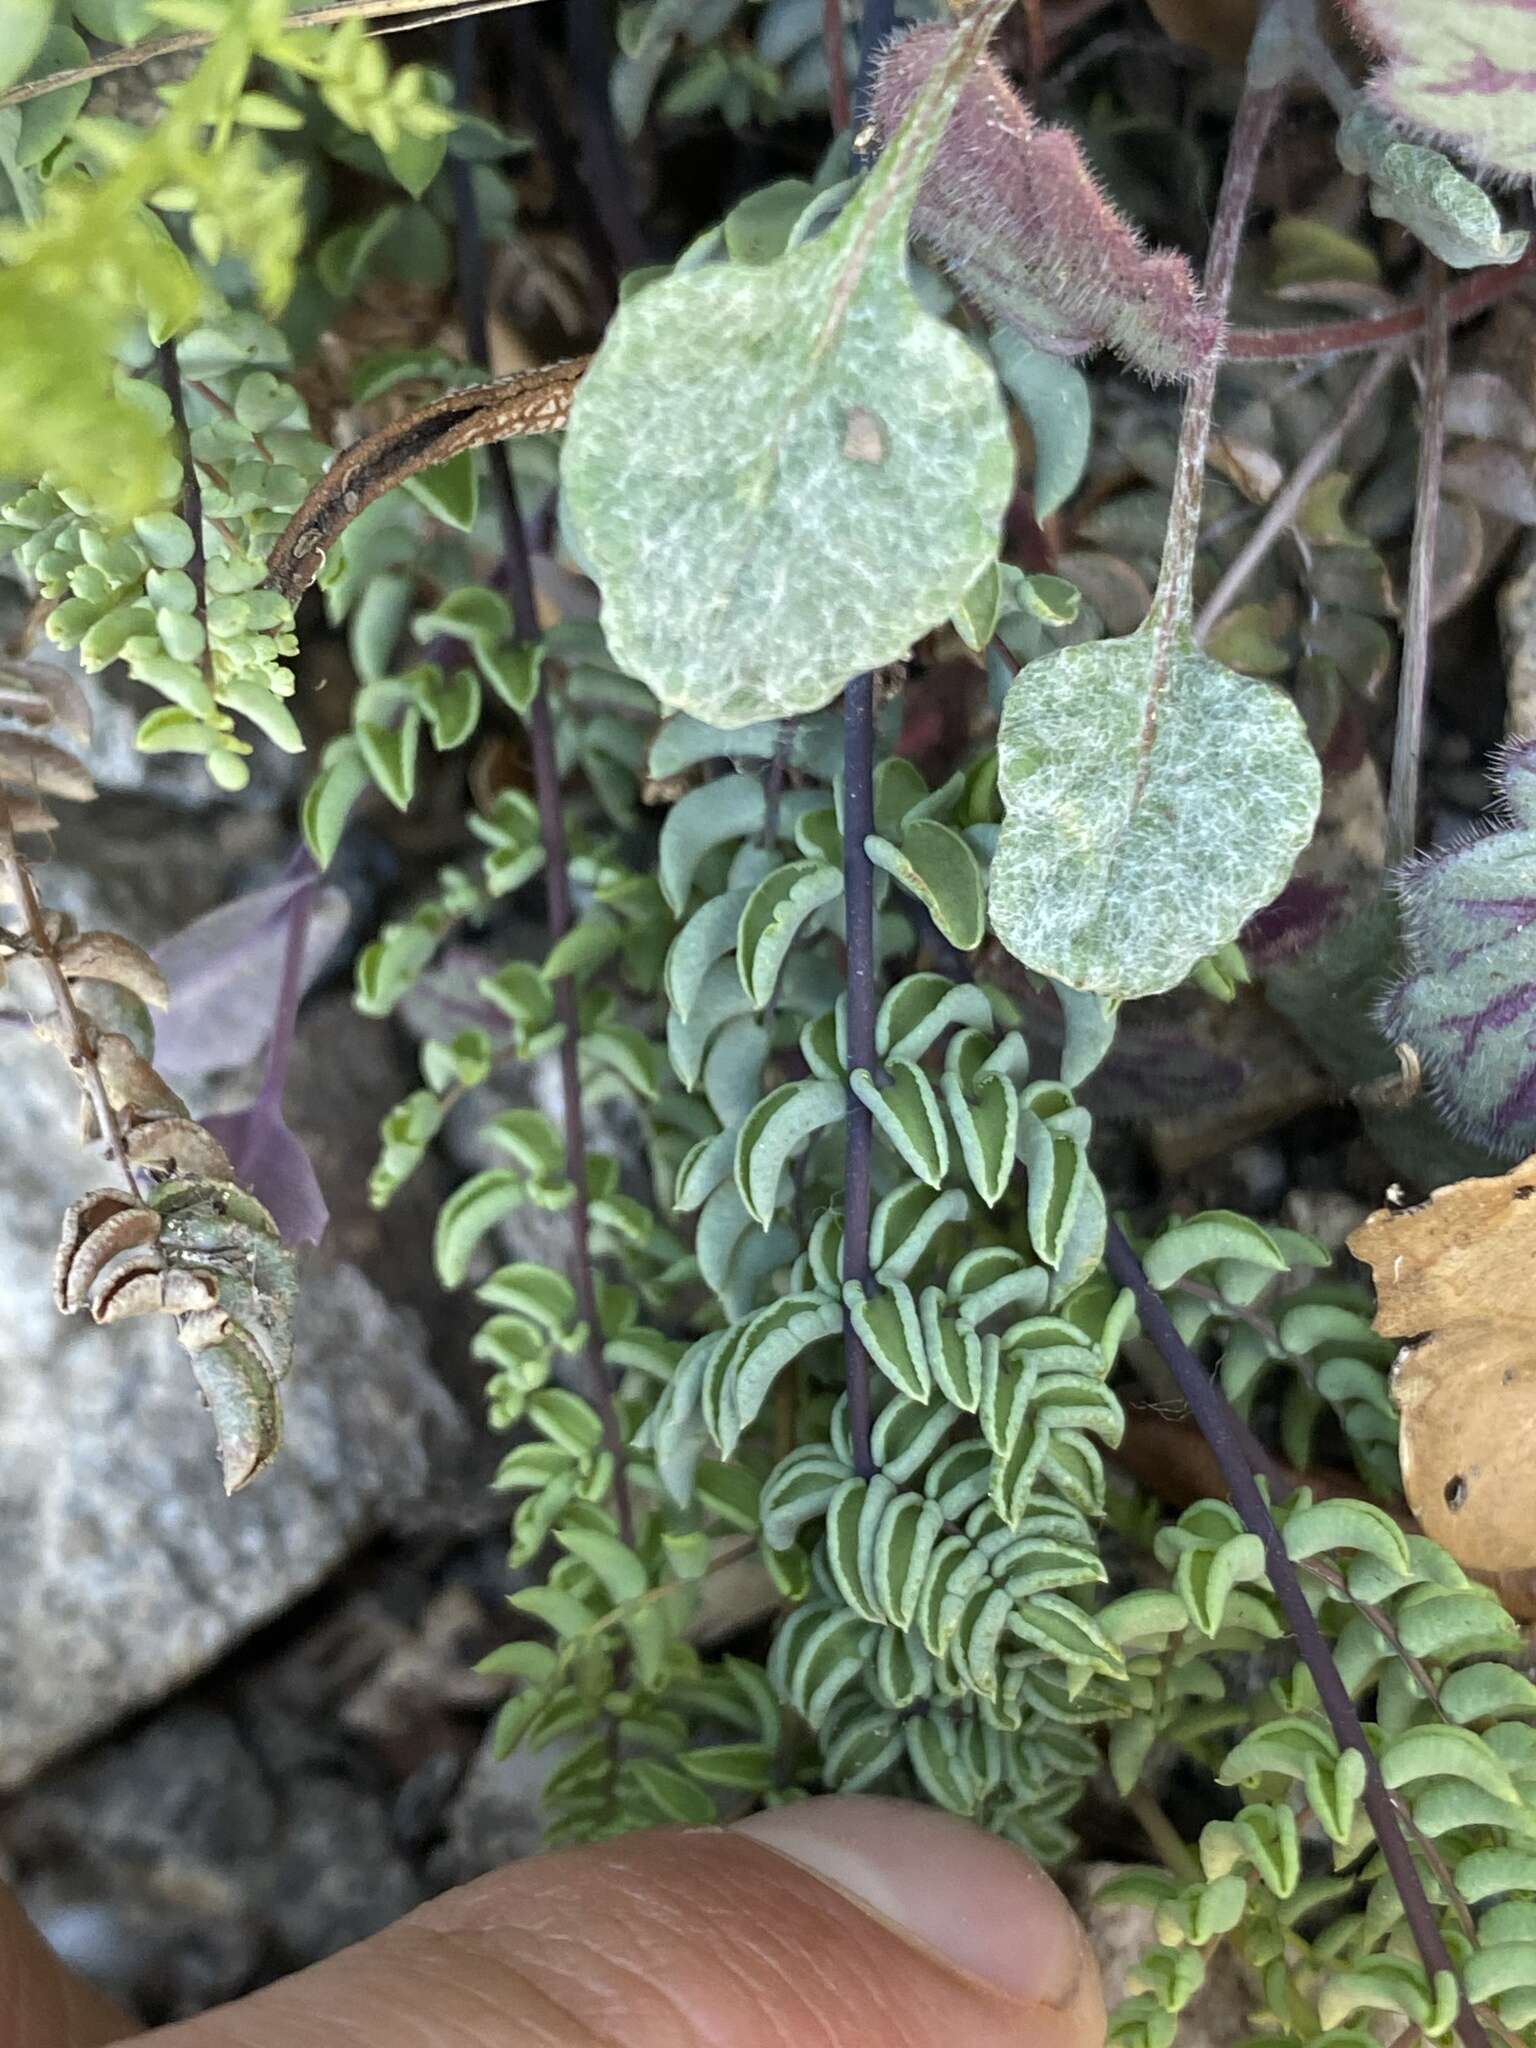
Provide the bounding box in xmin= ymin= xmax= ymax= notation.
xmin=5 ymin=0 xmax=1536 ymax=2042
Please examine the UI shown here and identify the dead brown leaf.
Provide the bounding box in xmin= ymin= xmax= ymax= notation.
xmin=1349 ymin=1155 xmax=1536 ymax=1571
xmin=56 ymin=929 xmax=169 ymax=1008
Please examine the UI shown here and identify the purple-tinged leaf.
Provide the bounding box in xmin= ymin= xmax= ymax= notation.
xmin=1497 ymin=734 xmax=1536 ymax=826
xmin=1344 ymin=0 xmax=1536 ymax=180
xmin=200 ymin=1100 xmax=329 ymax=1246
xmin=1385 ymin=740 xmax=1536 ymax=1157
xmin=871 ymin=23 xmax=1219 ymax=382
xmin=153 ymin=854 xmax=348 ymax=1078
xmin=150 ymin=850 xmax=339 ymax=1243
xmin=1242 ymin=876 xmax=1353 ymax=967
xmin=195 ymin=870 xmax=330 ymax=1244
xmin=1004 ymin=974 xmax=1252 ymax=1116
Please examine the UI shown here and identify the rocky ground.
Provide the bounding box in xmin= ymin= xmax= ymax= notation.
xmin=0 ymin=583 xmax=570 ymax=2023
xmin=0 ymin=599 xmax=1232 ymax=2036
xmin=0 ymin=524 xmax=1507 ymax=2029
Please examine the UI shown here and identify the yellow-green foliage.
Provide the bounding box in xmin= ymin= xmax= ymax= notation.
xmin=0 ymin=0 xmax=453 ymax=521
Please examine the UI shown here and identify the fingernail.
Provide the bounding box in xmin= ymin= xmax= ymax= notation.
xmin=733 ymin=1794 xmax=1091 ymax=2008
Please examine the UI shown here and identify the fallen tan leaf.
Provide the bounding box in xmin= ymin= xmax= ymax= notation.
xmin=57 ymin=929 xmax=170 ymax=1008
xmin=1349 ymin=1156 xmax=1536 ymax=1571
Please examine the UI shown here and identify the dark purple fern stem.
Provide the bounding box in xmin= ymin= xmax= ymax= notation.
xmin=841 ymin=673 xmax=878 ymax=1479
xmin=853 ymin=0 xmax=897 ymax=115
xmin=1104 ymin=1222 xmax=1488 ymax=2048
xmin=504 ymin=9 xmax=618 ymax=316
xmin=452 ymin=18 xmax=635 ymax=1547
xmin=564 ymin=0 xmax=649 ymax=274
xmin=837 ymin=0 xmax=896 ymax=1482
xmin=157 ymin=338 xmax=210 ymax=633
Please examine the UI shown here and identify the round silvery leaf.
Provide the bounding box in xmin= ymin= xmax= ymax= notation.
xmin=559 ymin=232 xmax=1014 ymax=728
xmin=989 ymin=626 xmax=1321 ymax=998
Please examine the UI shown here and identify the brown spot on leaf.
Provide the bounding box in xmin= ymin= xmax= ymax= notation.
xmin=842 ymin=407 xmax=887 ymax=465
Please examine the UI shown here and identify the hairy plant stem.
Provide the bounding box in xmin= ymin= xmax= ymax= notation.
xmin=1148 ymin=78 xmax=1283 ymax=660
xmin=0 ymin=821 xmax=141 ymax=1200
xmin=452 ymin=19 xmax=634 ymax=1547
xmin=1228 ymin=244 xmax=1536 ymax=361
xmin=1104 ymin=1221 xmax=1490 ymax=2048
xmin=842 ymin=673 xmax=878 ymax=1480
xmin=1385 ymin=259 xmax=1449 ymax=872
xmin=1194 ymin=345 xmax=1403 ymax=643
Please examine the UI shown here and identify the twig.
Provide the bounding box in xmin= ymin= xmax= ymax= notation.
xmin=0 ymin=0 xmax=544 ymax=110
xmin=1227 ymin=243 xmax=1536 ymax=362
xmin=0 ymin=819 xmax=141 ymax=1201
xmin=451 ymin=18 xmax=634 ymax=1546
xmin=1021 ymin=0 xmax=1047 ymax=85
xmin=1143 ymin=75 xmax=1283 ymax=767
xmin=841 ymin=673 xmax=878 ymax=1481
xmin=1104 ymin=1221 xmax=1490 ymax=2048
xmin=1385 ymin=260 xmax=1449 ymax=872
xmin=1194 ymin=346 xmax=1403 ymax=643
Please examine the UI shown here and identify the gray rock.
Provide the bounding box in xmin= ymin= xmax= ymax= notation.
xmin=0 ymin=806 xmax=473 ymax=1788
xmin=0 ymin=1046 xmax=463 ymax=1788
xmin=29 ymin=794 xmax=290 ymax=952
xmin=4 ymin=1698 xmax=426 ymax=2023
xmin=426 ymin=1725 xmax=558 ymax=1890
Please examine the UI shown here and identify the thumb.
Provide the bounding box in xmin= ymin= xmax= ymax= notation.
xmin=134 ymin=1794 xmax=1104 ymax=2048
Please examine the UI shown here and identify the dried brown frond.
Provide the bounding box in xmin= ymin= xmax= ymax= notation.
xmin=0 ymin=648 xmax=298 ymax=1491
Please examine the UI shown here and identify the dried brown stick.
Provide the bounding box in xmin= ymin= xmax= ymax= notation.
xmin=0 ymin=0 xmax=545 ymax=110
xmin=265 ymin=358 xmax=587 ymax=600
xmin=0 ymin=814 xmax=141 ymax=1201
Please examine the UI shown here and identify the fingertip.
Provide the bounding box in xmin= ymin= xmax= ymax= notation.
xmin=735 ymin=1796 xmax=1105 ymax=2041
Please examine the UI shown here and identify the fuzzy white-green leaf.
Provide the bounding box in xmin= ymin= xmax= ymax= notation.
xmin=990 ymin=626 xmax=1320 ymax=998
xmin=559 ymin=1 xmax=1016 ymax=725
